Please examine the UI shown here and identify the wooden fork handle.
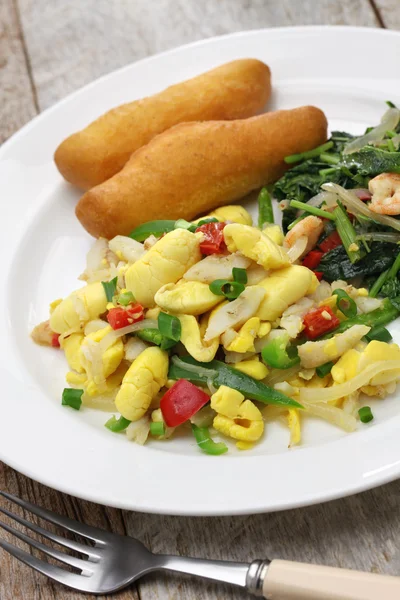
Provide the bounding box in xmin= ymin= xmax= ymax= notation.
xmin=262 ymin=559 xmax=400 ymax=600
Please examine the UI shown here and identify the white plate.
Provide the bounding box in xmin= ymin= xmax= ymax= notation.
xmin=1 ymin=26 xmax=400 ymax=516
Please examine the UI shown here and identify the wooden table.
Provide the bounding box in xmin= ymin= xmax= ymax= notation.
xmin=1 ymin=1 xmax=400 ymax=598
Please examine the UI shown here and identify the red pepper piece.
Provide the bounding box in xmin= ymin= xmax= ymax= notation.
xmin=160 ymin=379 xmax=210 ymax=427
xmin=303 ymin=306 xmax=340 ymax=340
xmin=318 ymin=230 xmax=342 ymax=253
xmin=302 ymin=250 xmax=324 ymax=270
xmin=107 ymin=303 xmax=144 ymax=330
xmin=51 ymin=333 xmax=60 ymax=348
xmin=313 ymin=271 xmax=323 ymax=281
xmin=196 ymin=222 xmax=227 ymax=255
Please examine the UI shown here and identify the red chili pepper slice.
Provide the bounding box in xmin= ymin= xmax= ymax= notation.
xmin=302 ymin=250 xmax=324 ymax=270
xmin=51 ymin=333 xmax=60 ymax=348
xmin=318 ymin=230 xmax=342 ymax=253
xmin=107 ymin=303 xmax=144 ymax=330
xmin=160 ymin=379 xmax=210 ymax=427
xmin=303 ymin=306 xmax=340 ymax=340
xmin=314 ymin=271 xmax=323 ymax=281
xmin=196 ymin=222 xmax=227 ymax=255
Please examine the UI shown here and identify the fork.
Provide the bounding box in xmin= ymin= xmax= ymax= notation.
xmin=1 ymin=492 xmax=400 ymax=599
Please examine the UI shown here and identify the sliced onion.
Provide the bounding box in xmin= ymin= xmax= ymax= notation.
xmin=322 ymin=182 xmax=400 ymax=233
xmin=356 ymin=232 xmax=400 ymax=243
xmin=298 ymin=191 xmax=338 ymax=213
xmin=207 ymin=378 xmax=218 ymax=394
xmin=301 ymin=400 xmax=357 ymax=432
xmin=98 ymin=319 xmax=158 ymax=355
xmin=109 ymin=235 xmax=145 ymax=263
xmin=171 ymin=355 xmax=218 ymax=379
xmin=190 ymin=405 xmax=216 ymax=428
xmin=300 ymin=360 xmax=400 ymax=404
xmin=286 ymin=236 xmax=308 ymax=263
xmin=224 ymin=350 xmax=255 ymax=364
xmin=84 ymin=319 xmax=109 ymax=336
xmin=124 ymin=337 xmax=149 ymax=361
xmin=264 ymin=364 xmax=301 ymax=386
xmin=392 ymin=133 xmax=400 ymax=149
xmin=343 ymin=108 xmax=400 ymax=154
xmin=126 ymin=416 xmax=150 ymax=445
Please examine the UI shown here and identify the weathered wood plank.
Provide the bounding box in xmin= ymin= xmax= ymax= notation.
xmin=373 ymin=0 xmax=400 ymax=29
xmin=0 ymin=0 xmax=36 ymax=143
xmin=17 ymin=0 xmax=379 ymax=110
xmin=0 ymin=463 xmax=139 ymax=600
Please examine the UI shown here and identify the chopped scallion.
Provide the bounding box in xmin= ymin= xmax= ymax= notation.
xmin=369 ymin=269 xmax=390 ymax=298
xmin=209 ymin=279 xmax=245 ymax=300
xmin=358 ymin=406 xmax=374 ymax=424
xmin=174 ymin=218 xmax=192 ymax=230
xmin=319 ymin=152 xmax=340 ymax=165
xmin=332 ymin=289 xmax=357 ymax=318
xmin=101 ymin=277 xmax=118 ymax=302
xmin=232 ymin=267 xmax=247 ymax=284
xmin=333 ymin=200 xmax=365 ymax=264
xmin=257 ymin=187 xmax=274 ymax=227
xmin=105 ymin=415 xmax=131 ymax=432
xmin=150 ymin=421 xmax=166 ymax=436
xmin=62 ymin=388 xmax=83 ymax=411
xmin=387 ymin=139 xmax=396 ymax=153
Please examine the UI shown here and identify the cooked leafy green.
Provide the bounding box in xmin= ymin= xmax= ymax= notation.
xmin=342 ymin=146 xmax=400 ymax=176
xmin=318 ymin=243 xmax=399 ymax=282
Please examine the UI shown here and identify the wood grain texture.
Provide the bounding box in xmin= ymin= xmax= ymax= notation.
xmin=0 ymin=0 xmax=37 ymax=143
xmin=374 ymin=0 xmax=400 ymax=29
xmin=17 ymin=0 xmax=379 ymax=110
xmin=2 ymin=0 xmax=400 ymax=599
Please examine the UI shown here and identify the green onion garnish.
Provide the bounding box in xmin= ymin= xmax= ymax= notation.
xmin=316 ymin=361 xmax=334 ymax=378
xmin=387 ymin=139 xmax=396 ymax=153
xmin=332 ymin=289 xmax=357 ymax=318
xmin=289 ymin=200 xmax=335 ymax=221
xmin=386 ymin=130 xmax=397 ymax=138
xmin=284 ymin=141 xmax=334 ymax=164
xmin=365 ymin=326 xmax=392 ymax=343
xmin=333 ymin=200 xmax=365 ymax=264
xmin=150 ymin=422 xmax=166 ymax=436
xmin=194 ymin=217 xmax=219 ymax=227
xmin=319 ymin=152 xmax=340 ymax=165
xmin=101 ymin=277 xmax=118 ymax=302
xmin=136 ymin=328 xmax=177 ymax=350
xmin=117 ymin=291 xmax=134 ymax=306
xmin=191 ymin=424 xmax=228 ymax=455
xmin=232 ymin=267 xmax=247 ymax=285
xmin=257 ymin=187 xmax=274 ymax=228
xmin=358 ymin=406 xmax=374 ymax=424
xmin=209 ymin=279 xmax=245 ymax=300
xmin=105 ymin=415 xmax=131 ymax=432
xmin=62 ymin=388 xmax=83 ymax=411
xmin=158 ymin=312 xmax=181 ymax=342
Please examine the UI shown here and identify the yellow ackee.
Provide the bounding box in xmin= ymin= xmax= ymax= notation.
xmin=257 ymin=265 xmax=318 ymax=321
xmin=178 ymin=314 xmax=219 ymax=362
xmin=61 ymin=333 xmax=85 ymax=373
xmin=80 ymin=325 xmax=124 ymax=390
xmin=115 ymin=347 xmax=169 ymax=421
xmin=263 ymin=224 xmax=284 ymax=246
xmin=331 ymin=349 xmax=361 ymax=384
xmin=155 ymin=280 xmax=222 ymax=315
xmin=208 ymin=205 xmax=252 ymax=225
xmin=233 ymin=357 xmax=269 ymax=380
xmin=358 ymin=341 xmax=400 ymax=385
xmin=50 ymin=282 xmax=107 ymax=334
xmin=224 ymin=317 xmax=260 ymax=353
xmin=211 ymin=385 xmax=264 ymax=443
xmin=223 ymin=223 xmax=290 ymax=270
xmin=125 ymin=229 xmax=201 ymax=307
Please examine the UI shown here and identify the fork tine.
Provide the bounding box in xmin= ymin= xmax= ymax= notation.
xmin=0 ymin=518 xmax=92 ymax=572
xmin=0 ymin=504 xmax=100 ymax=559
xmin=0 ymin=537 xmax=95 ymax=593
xmin=0 ymin=491 xmax=108 ymax=544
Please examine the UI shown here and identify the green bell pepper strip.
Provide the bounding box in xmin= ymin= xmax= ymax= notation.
xmin=136 ymin=328 xmax=177 ymax=350
xmin=322 ymin=297 xmax=400 ymax=338
xmin=261 ymin=336 xmax=300 ymax=370
xmin=101 ymin=276 xmax=118 ymax=302
xmin=191 ymin=424 xmax=228 ymax=455
xmin=158 ymin=312 xmax=181 ymax=342
xmin=129 ymin=220 xmax=176 ymax=241
xmin=257 ymin=187 xmax=274 ymax=227
xmin=168 ymin=357 xmax=302 ymax=409
xmin=105 ymin=415 xmax=131 ymax=432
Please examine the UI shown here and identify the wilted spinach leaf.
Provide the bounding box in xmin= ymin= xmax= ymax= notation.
xmin=318 ymin=243 xmax=399 ymax=282
xmin=342 ymin=146 xmax=400 ymax=176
